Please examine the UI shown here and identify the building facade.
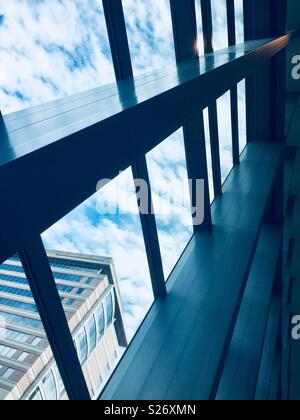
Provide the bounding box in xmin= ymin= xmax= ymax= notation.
xmin=0 ymin=250 xmax=127 ymax=400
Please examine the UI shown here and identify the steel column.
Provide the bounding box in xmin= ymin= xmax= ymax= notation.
xmin=20 ymin=236 xmax=91 ymax=400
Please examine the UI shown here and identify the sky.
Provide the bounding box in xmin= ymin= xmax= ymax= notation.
xmin=0 ymin=0 xmax=246 ymax=341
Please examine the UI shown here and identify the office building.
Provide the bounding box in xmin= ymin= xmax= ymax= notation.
xmin=0 ymin=251 xmax=127 ymax=400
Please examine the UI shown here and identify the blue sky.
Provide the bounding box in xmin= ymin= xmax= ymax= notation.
xmin=0 ymin=0 xmax=246 ymax=340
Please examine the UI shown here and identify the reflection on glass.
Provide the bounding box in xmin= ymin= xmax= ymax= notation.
xmin=147 ymin=129 xmax=194 ymax=279
xmin=0 ymin=0 xmax=114 ymax=115
xmin=123 ymin=0 xmax=175 ymax=75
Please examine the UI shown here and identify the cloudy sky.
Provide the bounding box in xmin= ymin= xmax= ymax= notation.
xmin=0 ymin=0 xmax=246 ymax=340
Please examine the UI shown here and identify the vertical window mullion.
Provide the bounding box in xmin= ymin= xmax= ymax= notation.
xmin=20 ymin=236 xmax=90 ymax=401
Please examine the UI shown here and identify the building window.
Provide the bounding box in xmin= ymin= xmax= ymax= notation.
xmin=105 ymin=293 xmax=114 ymax=327
xmin=87 ymin=316 xmax=97 ymax=352
xmin=28 ymin=387 xmax=43 ymax=401
xmin=1 ymin=368 xmax=14 ymax=380
xmin=96 ymin=304 xmax=105 ymax=339
xmin=77 ymin=329 xmax=88 ymax=365
xmin=42 ymin=370 xmax=57 ymax=401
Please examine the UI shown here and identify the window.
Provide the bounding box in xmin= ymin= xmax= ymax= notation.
xmin=216 ymin=91 xmax=234 ymax=182
xmin=0 ymin=264 xmax=24 ymax=273
xmin=0 ymin=312 xmax=42 ymax=330
xmin=123 ymin=0 xmax=175 ymax=75
xmin=42 ymin=168 xmax=153 ymax=344
xmin=203 ymin=108 xmax=215 ymax=203
xmin=211 ymin=0 xmax=228 ymax=51
xmin=49 ymin=260 xmax=101 ymax=274
xmin=195 ymin=0 xmax=205 ymax=55
xmin=105 ymin=293 xmax=114 ymax=327
xmin=77 ymin=329 xmax=88 ymax=365
xmin=0 ymin=297 xmax=38 ymax=314
xmin=238 ymin=79 xmax=247 ymax=152
xmin=147 ymin=129 xmax=194 ymax=279
xmin=42 ymin=370 xmax=57 ymax=401
xmin=87 ymin=316 xmax=97 ymax=352
xmin=0 ymin=345 xmax=17 ymax=358
xmin=29 ymin=387 xmax=43 ymax=401
xmin=17 ymin=352 xmax=29 ymax=363
xmin=1 ymin=368 xmax=14 ymax=380
xmin=0 ymin=285 xmax=32 ymax=298
xmin=53 ymin=365 xmax=65 ymax=398
xmin=235 ymin=0 xmax=244 ymax=44
xmin=96 ymin=304 xmax=105 ymax=339
xmin=0 ymin=275 xmax=27 ymax=285
xmin=0 ymin=0 xmax=114 ymax=115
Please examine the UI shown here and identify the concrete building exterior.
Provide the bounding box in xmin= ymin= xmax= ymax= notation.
xmin=0 ymin=251 xmax=127 ymax=400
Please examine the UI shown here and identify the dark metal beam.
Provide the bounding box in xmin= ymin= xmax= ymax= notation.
xmin=132 ymin=159 xmax=166 ymax=298
xmin=226 ymin=0 xmax=240 ymax=165
xmin=200 ymin=0 xmax=222 ymax=196
xmin=200 ymin=0 xmax=213 ymax=53
xmin=170 ymin=0 xmax=211 ymax=230
xmin=102 ymin=0 xmax=133 ymax=80
xmin=103 ymin=0 xmax=166 ymax=295
xmin=0 ymin=34 xmax=296 ymax=264
xmin=170 ymin=0 xmax=199 ymax=62
xmin=19 ymin=236 xmax=91 ymax=401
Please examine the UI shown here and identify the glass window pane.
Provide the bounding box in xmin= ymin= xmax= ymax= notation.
xmin=147 ymin=128 xmax=194 ymax=279
xmin=238 ymin=79 xmax=247 ymax=152
xmin=0 ymin=0 xmax=114 ymax=115
xmin=42 ymin=371 xmax=57 ymax=401
xmin=87 ymin=316 xmax=97 ymax=352
xmin=28 ymin=387 xmax=43 ymax=401
xmin=195 ymin=0 xmax=205 ymax=55
xmin=211 ymin=0 xmax=228 ymax=51
xmin=122 ymin=0 xmax=175 ymax=75
xmin=42 ymin=167 xmax=154 ymax=398
xmin=96 ymin=305 xmax=105 ymax=339
xmin=217 ymin=91 xmax=234 ymax=183
xmin=105 ymin=293 xmax=114 ymax=327
xmin=77 ymin=329 xmax=88 ymax=365
xmin=235 ymin=0 xmax=245 ymax=44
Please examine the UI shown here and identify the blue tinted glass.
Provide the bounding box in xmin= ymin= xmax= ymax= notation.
xmin=52 ymin=272 xmax=83 ymax=282
xmin=0 ymin=285 xmax=32 ymax=298
xmin=0 ymin=264 xmax=24 ymax=273
xmin=105 ymin=293 xmax=114 ymax=326
xmin=96 ymin=305 xmax=105 ymax=338
xmin=87 ymin=316 xmax=97 ymax=351
xmin=78 ymin=329 xmax=88 ymax=365
xmin=0 ymin=275 xmax=27 ymax=285
xmin=0 ymin=312 xmax=41 ymax=329
xmin=56 ymin=285 xmax=73 ymax=293
xmin=42 ymin=371 xmax=57 ymax=401
xmin=0 ymin=297 xmax=37 ymax=313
